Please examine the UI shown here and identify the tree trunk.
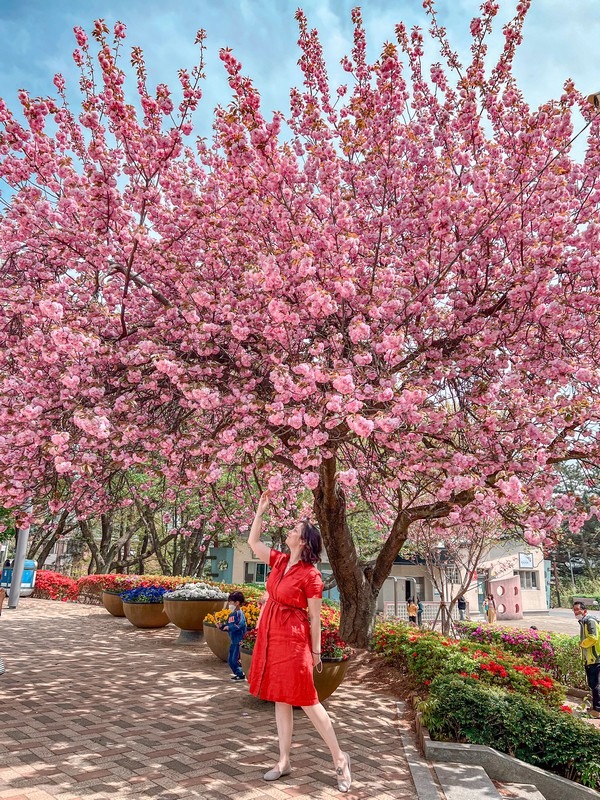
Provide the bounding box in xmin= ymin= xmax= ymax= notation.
xmin=553 ymin=558 xmax=562 ymax=608
xmin=312 ymin=456 xmax=413 ymax=647
xmin=313 ymin=457 xmax=380 ymax=647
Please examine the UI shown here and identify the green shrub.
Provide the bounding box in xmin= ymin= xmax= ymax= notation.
xmin=420 ymin=675 xmax=600 ymax=789
xmin=550 ymin=633 xmax=587 ymax=690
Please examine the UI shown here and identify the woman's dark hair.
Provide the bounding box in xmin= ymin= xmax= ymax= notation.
xmin=228 ymin=591 xmax=245 ymax=604
xmin=300 ymin=520 xmax=322 ymax=564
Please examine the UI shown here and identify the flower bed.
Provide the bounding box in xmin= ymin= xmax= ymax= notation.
xmin=371 ymin=620 xmax=565 ymax=706
xmin=78 ymin=574 xmax=143 ymax=596
xmin=121 ymin=586 xmax=169 ymax=604
xmin=205 ymin=603 xmax=261 ymax=630
xmin=456 ymin=620 xmax=586 ymax=691
xmin=163 ymin=582 xmax=228 ymax=601
xmin=455 ymin=621 xmax=556 ymax=669
xmin=33 ymin=570 xmax=268 ymax=606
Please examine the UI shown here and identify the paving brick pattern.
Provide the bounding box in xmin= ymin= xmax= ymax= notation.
xmin=0 ymin=599 xmax=417 ymax=800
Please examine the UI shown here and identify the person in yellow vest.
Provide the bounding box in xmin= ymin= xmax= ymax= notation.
xmin=574 ymin=601 xmax=600 ymax=718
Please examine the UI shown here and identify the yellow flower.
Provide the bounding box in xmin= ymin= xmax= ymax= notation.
xmin=205 ymin=602 xmax=261 ymax=629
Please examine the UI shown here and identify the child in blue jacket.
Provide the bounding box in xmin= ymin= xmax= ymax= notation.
xmin=220 ymin=591 xmax=247 ymax=681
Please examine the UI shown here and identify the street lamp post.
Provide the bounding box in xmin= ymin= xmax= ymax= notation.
xmin=7 ymin=500 xmax=33 ymax=610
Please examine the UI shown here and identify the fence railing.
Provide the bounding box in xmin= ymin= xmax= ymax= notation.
xmin=382 ymin=600 xmax=470 ymax=623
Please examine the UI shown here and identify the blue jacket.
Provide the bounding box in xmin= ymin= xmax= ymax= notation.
xmin=224 ymin=608 xmax=247 ymax=641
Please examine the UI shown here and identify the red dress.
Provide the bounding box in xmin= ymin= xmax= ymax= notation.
xmin=248 ymin=549 xmax=323 ymax=706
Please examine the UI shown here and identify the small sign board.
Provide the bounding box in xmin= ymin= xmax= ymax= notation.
xmin=518 ymin=552 xmax=534 ymax=569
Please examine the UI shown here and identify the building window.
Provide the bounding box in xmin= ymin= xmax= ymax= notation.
xmin=444 ymin=566 xmax=462 ymax=585
xmin=519 ymin=571 xmax=538 ymax=590
xmin=244 ymin=562 xmax=267 ymax=584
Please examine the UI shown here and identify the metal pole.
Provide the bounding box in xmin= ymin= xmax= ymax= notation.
xmin=8 ymin=501 xmax=33 ymax=609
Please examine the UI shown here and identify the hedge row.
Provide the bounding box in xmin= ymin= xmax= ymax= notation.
xmin=371 ymin=620 xmax=600 ymax=790
xmin=420 ymin=675 xmax=600 ymax=790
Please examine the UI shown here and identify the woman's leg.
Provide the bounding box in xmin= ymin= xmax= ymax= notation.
xmin=274 ymin=702 xmax=293 ymax=769
xmin=301 ymin=702 xmax=348 ymax=773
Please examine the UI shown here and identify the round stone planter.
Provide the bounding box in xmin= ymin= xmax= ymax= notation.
xmin=204 ymin=623 xmax=231 ymax=661
xmin=163 ymin=599 xmax=227 ymax=644
xmin=314 ymin=657 xmax=351 ymax=702
xmin=240 ymin=649 xmax=350 ymax=702
xmin=122 ymin=601 xmax=170 ymax=629
xmin=102 ymin=590 xmax=125 ymax=618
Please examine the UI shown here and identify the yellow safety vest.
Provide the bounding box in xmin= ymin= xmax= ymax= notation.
xmin=580 ymin=615 xmax=600 ymax=665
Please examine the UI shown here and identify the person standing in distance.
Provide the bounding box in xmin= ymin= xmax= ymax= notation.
xmin=416 ymin=596 xmax=424 ymax=627
xmin=457 ymin=595 xmax=467 ymax=621
xmin=247 ymin=491 xmax=352 ymax=793
xmin=574 ymin=601 xmax=600 ymax=718
xmin=407 ymin=598 xmax=418 ymax=625
xmin=483 ymin=594 xmax=496 ymax=624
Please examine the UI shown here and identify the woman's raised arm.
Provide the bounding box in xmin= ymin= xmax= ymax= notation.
xmin=248 ymin=491 xmax=272 ymax=564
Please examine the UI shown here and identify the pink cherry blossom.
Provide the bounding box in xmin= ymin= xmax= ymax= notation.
xmin=0 ymin=5 xmax=598 ymax=647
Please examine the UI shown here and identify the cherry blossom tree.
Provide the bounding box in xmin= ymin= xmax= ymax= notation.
xmin=407 ymin=518 xmax=503 ymax=633
xmin=1 ymin=4 xmax=600 ymax=645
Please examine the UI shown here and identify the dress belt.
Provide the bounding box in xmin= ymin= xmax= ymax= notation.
xmin=268 ymin=598 xmax=309 ymax=623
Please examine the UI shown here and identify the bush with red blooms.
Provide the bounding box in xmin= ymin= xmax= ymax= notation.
xmin=33 ymin=570 xmax=79 ymax=601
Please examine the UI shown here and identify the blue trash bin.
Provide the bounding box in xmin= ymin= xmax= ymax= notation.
xmin=0 ymin=559 xmax=37 ymax=597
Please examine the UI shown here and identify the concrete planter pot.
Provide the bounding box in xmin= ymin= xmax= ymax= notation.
xmin=163 ymin=599 xmax=227 ymax=644
xmin=204 ymin=623 xmax=230 ymax=661
xmin=102 ymin=590 xmax=125 ymax=618
xmin=122 ymin=601 xmax=170 ymax=629
xmin=239 ymin=648 xmax=351 ymax=702
xmin=313 ymin=657 xmax=351 ymax=702
xmin=240 ymin=647 xmax=253 ymax=679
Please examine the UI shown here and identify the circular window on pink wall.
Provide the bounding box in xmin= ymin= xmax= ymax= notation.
xmin=498 ymin=604 xmax=506 ymax=614
xmin=514 ymin=586 xmax=519 ymax=595
xmin=515 ymin=604 xmax=520 ymax=613
xmin=497 ymin=586 xmax=505 ymax=596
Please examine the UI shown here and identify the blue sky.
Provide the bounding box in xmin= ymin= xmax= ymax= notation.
xmin=0 ymin=1 xmax=599 ymax=149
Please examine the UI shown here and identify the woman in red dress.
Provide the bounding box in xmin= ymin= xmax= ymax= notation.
xmin=248 ymin=491 xmax=352 ymax=793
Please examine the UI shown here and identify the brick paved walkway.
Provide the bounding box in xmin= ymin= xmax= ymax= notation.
xmin=0 ymin=600 xmax=417 ymax=800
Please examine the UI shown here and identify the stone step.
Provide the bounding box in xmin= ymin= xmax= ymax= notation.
xmin=434 ymin=762 xmax=502 ymax=799
xmin=497 ymin=783 xmax=546 ymax=800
